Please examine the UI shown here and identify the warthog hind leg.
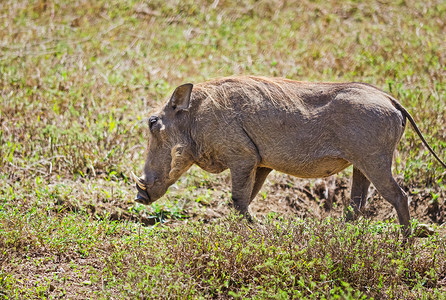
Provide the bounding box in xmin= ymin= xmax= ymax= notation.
xmin=356 ymin=159 xmax=411 ymax=237
xmin=346 ymin=166 xmax=371 ymax=220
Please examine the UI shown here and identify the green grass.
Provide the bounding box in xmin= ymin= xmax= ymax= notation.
xmin=1 ymin=0 xmax=446 ymax=298
xmin=1 ymin=207 xmax=445 ymax=298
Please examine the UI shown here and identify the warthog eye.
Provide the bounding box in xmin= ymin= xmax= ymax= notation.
xmin=149 ymin=116 xmax=159 ymax=130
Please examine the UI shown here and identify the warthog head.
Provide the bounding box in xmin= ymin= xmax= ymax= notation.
xmin=132 ymin=83 xmax=195 ymax=204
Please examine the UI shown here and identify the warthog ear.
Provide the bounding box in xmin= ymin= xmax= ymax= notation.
xmin=169 ymin=83 xmax=193 ymax=111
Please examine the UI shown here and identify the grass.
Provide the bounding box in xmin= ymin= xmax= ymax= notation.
xmin=1 ymin=206 xmax=446 ymax=299
xmin=1 ymin=0 xmax=446 ymax=298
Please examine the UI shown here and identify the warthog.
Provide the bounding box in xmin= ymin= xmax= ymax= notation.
xmin=132 ymin=76 xmax=446 ymax=236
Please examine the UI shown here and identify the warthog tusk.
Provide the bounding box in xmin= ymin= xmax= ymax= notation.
xmin=131 ymin=171 xmax=146 ymax=191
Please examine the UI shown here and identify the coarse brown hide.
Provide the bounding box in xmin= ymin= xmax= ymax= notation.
xmin=133 ymin=76 xmax=446 ymax=237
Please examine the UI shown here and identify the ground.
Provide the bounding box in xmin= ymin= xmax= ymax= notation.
xmin=57 ymin=166 xmax=446 ymax=228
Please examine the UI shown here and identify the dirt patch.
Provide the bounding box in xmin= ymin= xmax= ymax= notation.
xmin=53 ymin=170 xmax=446 ymax=227
xmin=249 ymin=172 xmax=445 ymax=226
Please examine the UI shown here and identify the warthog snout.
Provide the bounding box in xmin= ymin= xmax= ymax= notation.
xmin=131 ymin=172 xmax=150 ymax=204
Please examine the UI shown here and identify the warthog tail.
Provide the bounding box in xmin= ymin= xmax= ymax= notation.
xmin=389 ymin=96 xmax=446 ymax=169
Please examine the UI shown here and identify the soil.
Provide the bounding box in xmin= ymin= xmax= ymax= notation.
xmin=55 ymin=169 xmax=446 ymax=228
xmin=201 ymin=171 xmax=446 ymax=226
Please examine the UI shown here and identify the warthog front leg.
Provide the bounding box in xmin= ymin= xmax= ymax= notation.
xmin=346 ymin=166 xmax=371 ymax=220
xmin=229 ymin=165 xmax=258 ymax=219
xmin=250 ymin=167 xmax=273 ymax=201
xmin=230 ymin=166 xmax=273 ymax=220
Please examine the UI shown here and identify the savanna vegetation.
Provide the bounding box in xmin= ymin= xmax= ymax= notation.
xmin=1 ymin=0 xmax=445 ymax=298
